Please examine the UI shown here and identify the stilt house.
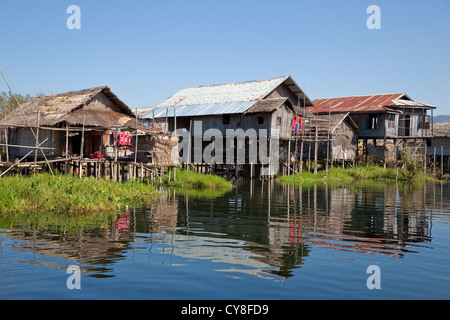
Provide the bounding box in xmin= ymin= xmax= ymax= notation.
xmin=141 ymin=76 xmax=316 ymax=176
xmin=309 ymin=93 xmax=436 ymax=162
xmin=0 ymin=86 xmax=177 ymax=167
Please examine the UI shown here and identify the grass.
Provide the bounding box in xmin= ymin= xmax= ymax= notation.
xmin=161 ymin=169 xmax=233 ymax=192
xmin=0 ymin=173 xmax=158 ymax=215
xmin=276 ymin=165 xmax=440 ymax=186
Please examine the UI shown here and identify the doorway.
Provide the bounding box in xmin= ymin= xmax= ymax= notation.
xmin=404 ymin=115 xmax=411 ymax=136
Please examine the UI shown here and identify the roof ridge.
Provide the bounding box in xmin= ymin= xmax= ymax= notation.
xmin=181 ymin=76 xmax=289 ymax=89
xmin=32 ymin=86 xmax=108 ymax=99
xmin=313 ymin=93 xmax=406 ymax=101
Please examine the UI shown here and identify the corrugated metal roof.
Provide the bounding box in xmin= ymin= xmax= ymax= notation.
xmin=143 ymin=76 xmax=314 ymax=118
xmin=309 ymin=93 xmax=435 ymax=114
xmin=155 ymin=76 xmax=289 ymax=108
xmin=134 ymin=106 xmax=157 ymax=117
xmin=144 ymin=101 xmax=258 ymax=119
xmin=393 ymin=99 xmax=435 ymax=108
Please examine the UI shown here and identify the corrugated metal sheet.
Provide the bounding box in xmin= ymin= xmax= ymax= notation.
xmin=143 ymin=101 xmax=258 ymax=119
xmin=142 ymin=76 xmax=315 ymax=119
xmin=393 ymin=99 xmax=435 ymax=108
xmin=309 ymin=93 xmax=435 ymax=114
xmin=134 ymin=106 xmax=157 ymax=117
xmin=155 ymin=76 xmax=289 ymax=108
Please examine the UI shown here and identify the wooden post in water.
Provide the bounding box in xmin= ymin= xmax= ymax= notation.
xmin=65 ymin=123 xmax=70 ymax=175
xmin=299 ymin=140 xmax=303 ymax=173
xmin=308 ymin=141 xmax=311 ymax=173
xmin=314 ymin=127 xmax=318 ymax=174
xmin=134 ymin=108 xmax=139 ymax=177
xmin=187 ymin=120 xmax=192 ymax=171
xmin=287 ymin=140 xmax=291 ymax=176
xmin=424 ymin=140 xmax=427 ymax=173
xmin=34 ymin=110 xmax=40 ymax=174
xmin=4 ymin=114 xmax=9 ymax=163
xmin=434 ymin=147 xmax=436 ymax=175
xmin=79 ymin=114 xmax=85 ymax=178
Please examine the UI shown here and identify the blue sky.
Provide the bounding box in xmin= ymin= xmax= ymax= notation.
xmin=0 ymin=0 xmax=449 ymax=114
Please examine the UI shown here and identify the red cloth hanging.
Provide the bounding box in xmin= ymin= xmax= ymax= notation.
xmin=89 ymin=151 xmax=105 ymax=159
xmin=292 ymin=115 xmax=302 ymax=132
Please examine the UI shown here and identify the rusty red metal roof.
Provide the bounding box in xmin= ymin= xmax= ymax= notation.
xmin=309 ymin=93 xmax=435 ymax=114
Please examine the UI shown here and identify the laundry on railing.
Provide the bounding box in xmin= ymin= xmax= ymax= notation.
xmin=118 ymin=132 xmax=132 ymax=146
xmin=89 ymin=151 xmax=105 ymax=159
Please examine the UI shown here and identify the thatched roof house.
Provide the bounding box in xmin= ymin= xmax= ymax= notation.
xmin=428 ymin=122 xmax=450 ymax=158
xmin=0 ymin=87 xmax=175 ymax=165
xmin=303 ymin=112 xmax=360 ymax=162
xmin=2 ymin=86 xmax=135 ymax=129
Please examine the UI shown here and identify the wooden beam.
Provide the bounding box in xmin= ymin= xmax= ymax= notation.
xmin=0 ymin=138 xmax=48 ymax=177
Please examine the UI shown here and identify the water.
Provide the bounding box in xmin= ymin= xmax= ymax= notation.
xmin=1 ymin=180 xmax=450 ymax=300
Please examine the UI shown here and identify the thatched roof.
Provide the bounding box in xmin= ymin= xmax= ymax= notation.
xmin=244 ymin=98 xmax=290 ymax=114
xmin=244 ymin=97 xmax=316 ymax=117
xmin=314 ymin=112 xmax=359 ymax=134
xmin=1 ymin=86 xmax=135 ymax=128
xmin=432 ymin=122 xmax=450 ymax=138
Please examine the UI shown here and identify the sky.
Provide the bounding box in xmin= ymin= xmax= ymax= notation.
xmin=0 ymin=0 xmax=449 ymax=114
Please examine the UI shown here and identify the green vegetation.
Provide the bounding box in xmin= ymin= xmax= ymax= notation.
xmin=276 ymin=165 xmax=440 ymax=186
xmin=0 ymin=169 xmax=232 ymax=216
xmin=0 ymin=91 xmax=34 ymax=116
xmin=160 ymin=169 xmax=233 ymax=192
xmin=0 ymin=174 xmax=158 ymax=215
xmin=278 ymin=148 xmax=442 ymax=186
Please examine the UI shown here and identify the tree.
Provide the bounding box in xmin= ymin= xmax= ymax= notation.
xmin=0 ymin=91 xmax=33 ymax=117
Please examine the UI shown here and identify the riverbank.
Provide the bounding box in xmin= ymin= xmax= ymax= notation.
xmin=0 ymin=174 xmax=158 ymax=215
xmin=276 ymin=166 xmax=441 ymax=186
xmin=0 ymin=170 xmax=234 ymax=215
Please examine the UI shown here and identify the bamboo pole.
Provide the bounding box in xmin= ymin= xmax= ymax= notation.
xmin=65 ymin=123 xmax=69 ymax=158
xmin=287 ymin=140 xmax=291 ymax=176
xmin=79 ymin=114 xmax=85 ymax=178
xmin=314 ymin=125 xmax=318 ymax=174
xmin=4 ymin=112 xmax=8 ymax=163
xmin=34 ymin=110 xmax=40 ymax=174
xmin=134 ymin=108 xmax=138 ymax=167
xmin=0 ymin=143 xmax=54 ymax=150
xmin=300 ymin=84 xmax=307 ymax=174
xmin=174 ymin=108 xmax=177 ymax=133
xmin=434 ymin=146 xmax=436 ymax=174
xmin=1 ymin=138 xmax=48 ymax=177
xmin=423 ymin=139 xmax=427 ymax=173
xmin=0 ymin=69 xmax=54 ymax=175
xmin=326 ymin=101 xmax=331 ymax=173
xmin=187 ymin=120 xmax=192 ymax=170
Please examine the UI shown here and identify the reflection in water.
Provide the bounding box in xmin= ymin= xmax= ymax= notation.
xmin=1 ymin=180 xmax=450 ymax=296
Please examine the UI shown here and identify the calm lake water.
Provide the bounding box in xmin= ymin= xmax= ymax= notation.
xmin=1 ymin=180 xmax=450 ymax=300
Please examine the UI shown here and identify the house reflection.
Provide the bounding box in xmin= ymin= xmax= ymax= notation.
xmin=1 ymin=181 xmax=448 ymax=280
